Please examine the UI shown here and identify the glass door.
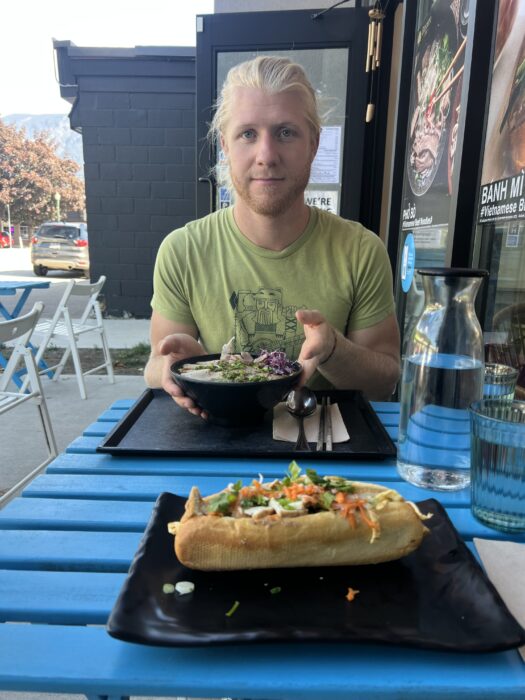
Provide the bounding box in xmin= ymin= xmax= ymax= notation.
xmin=214 ymin=48 xmax=349 ymax=215
xmin=195 ymin=7 xmax=375 ymax=222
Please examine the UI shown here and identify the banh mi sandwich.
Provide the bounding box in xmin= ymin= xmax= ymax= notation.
xmin=167 ymin=462 xmax=431 ymax=571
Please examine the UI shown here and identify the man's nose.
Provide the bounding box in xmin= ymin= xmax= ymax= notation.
xmin=255 ymin=133 xmax=278 ymax=165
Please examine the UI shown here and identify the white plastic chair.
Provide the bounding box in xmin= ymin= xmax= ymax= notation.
xmin=26 ymin=275 xmax=115 ymax=400
xmin=0 ymin=303 xmax=58 ymax=504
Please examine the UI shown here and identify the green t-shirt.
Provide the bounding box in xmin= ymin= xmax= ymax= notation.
xmin=152 ymin=206 xmax=395 ymax=360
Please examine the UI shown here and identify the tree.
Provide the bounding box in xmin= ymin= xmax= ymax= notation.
xmin=0 ymin=119 xmax=85 ymax=226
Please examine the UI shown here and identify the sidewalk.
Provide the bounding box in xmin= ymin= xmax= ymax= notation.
xmin=0 ymin=371 xmax=147 ymax=496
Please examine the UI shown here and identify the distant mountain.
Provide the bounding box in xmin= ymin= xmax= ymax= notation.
xmin=2 ymin=114 xmax=84 ymax=179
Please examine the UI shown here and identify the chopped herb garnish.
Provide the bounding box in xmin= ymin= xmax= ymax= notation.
xmin=207 ymin=491 xmax=238 ymax=515
xmin=241 ymin=494 xmax=268 ymax=508
xmin=270 ymin=587 xmax=282 ymax=595
xmin=326 ymin=477 xmax=355 ymax=493
xmin=287 ymin=461 xmax=301 ymax=482
xmin=306 ymin=468 xmax=323 ymax=485
xmin=225 ymin=600 xmax=240 ymax=617
xmin=319 ymin=492 xmax=336 ymax=510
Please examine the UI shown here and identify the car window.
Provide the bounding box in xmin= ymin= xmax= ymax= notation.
xmin=37 ymin=226 xmax=81 ymax=240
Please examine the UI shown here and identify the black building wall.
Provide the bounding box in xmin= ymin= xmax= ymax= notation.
xmin=54 ymin=43 xmax=197 ymax=317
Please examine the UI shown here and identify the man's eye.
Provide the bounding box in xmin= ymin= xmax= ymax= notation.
xmin=241 ymin=130 xmax=255 ymax=139
xmin=279 ymin=128 xmax=294 ymax=138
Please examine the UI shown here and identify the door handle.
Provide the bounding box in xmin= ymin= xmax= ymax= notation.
xmin=198 ymin=176 xmax=215 ymax=213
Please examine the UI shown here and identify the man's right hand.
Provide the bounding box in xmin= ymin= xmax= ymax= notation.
xmin=157 ymin=333 xmax=207 ymax=417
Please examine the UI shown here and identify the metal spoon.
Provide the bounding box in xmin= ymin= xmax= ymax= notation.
xmin=285 ymin=387 xmax=318 ymax=451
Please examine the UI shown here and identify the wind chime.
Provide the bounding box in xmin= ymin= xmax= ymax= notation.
xmin=365 ymin=4 xmax=386 ymax=122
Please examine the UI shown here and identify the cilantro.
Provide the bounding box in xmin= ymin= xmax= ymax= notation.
xmin=319 ymin=492 xmax=336 ymax=510
xmin=306 ymin=468 xmax=323 ymax=485
xmin=207 ymin=491 xmax=238 ymax=514
xmin=241 ymin=495 xmax=268 ymax=508
xmin=286 ymin=461 xmax=301 ymax=482
xmin=327 ymin=477 xmax=355 ymax=493
xmin=270 ymin=587 xmax=282 ymax=595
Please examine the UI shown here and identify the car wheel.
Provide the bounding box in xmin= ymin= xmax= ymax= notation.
xmin=33 ymin=265 xmax=48 ymax=276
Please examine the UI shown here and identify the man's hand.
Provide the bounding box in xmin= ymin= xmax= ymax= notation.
xmin=145 ymin=312 xmax=209 ymax=416
xmin=295 ymin=309 xmax=401 ymax=399
xmin=295 ymin=309 xmax=336 ymax=384
xmin=157 ymin=333 xmax=207 ymax=417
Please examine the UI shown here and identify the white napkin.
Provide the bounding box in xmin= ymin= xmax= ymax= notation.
xmin=474 ymin=538 xmax=525 ymax=662
xmin=273 ymin=402 xmax=350 ymax=444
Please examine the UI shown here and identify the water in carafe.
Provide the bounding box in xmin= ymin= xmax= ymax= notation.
xmin=397 ymin=268 xmax=488 ymax=491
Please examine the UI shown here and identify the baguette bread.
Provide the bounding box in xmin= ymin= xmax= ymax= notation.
xmin=168 ymin=464 xmax=431 ymax=571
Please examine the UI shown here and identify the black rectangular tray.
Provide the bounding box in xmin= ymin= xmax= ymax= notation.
xmin=106 ymin=493 xmax=525 ymax=651
xmin=97 ymin=389 xmax=396 ymax=460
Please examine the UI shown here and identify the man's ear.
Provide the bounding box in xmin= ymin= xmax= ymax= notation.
xmin=311 ymin=132 xmax=320 ymax=160
xmin=220 ymin=132 xmax=228 ymax=156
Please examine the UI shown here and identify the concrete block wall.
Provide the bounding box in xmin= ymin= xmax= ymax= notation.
xmin=55 ymin=44 xmax=197 ymax=317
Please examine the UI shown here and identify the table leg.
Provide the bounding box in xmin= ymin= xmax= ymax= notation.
xmin=0 ymin=296 xmax=53 ymax=387
xmin=0 ymin=302 xmax=14 ymax=322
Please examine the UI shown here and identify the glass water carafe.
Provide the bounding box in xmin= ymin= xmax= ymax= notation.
xmin=397 ymin=268 xmax=488 ymax=491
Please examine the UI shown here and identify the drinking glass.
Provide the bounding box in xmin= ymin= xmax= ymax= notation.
xmin=469 ymin=399 xmax=525 ymax=533
xmin=483 ymin=363 xmax=518 ymax=401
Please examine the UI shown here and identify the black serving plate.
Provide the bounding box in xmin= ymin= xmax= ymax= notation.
xmin=97 ymin=389 xmax=395 ymax=460
xmin=106 ymin=493 xmax=525 ymax=652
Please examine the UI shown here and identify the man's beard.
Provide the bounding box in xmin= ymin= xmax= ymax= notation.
xmin=231 ymin=166 xmax=311 ymax=217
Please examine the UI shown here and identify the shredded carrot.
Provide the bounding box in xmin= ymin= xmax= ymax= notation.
xmin=345 ymin=508 xmax=357 ymax=529
xmin=357 ymin=504 xmax=377 ymax=530
xmin=346 ymin=587 xmax=360 ymax=601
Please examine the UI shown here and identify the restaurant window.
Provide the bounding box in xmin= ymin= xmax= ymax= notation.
xmin=474 ymin=0 xmax=525 ymax=398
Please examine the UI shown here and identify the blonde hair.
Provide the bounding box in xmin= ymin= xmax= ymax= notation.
xmin=208 ymin=56 xmax=320 ymax=193
xmin=212 ymin=56 xmax=321 ymax=161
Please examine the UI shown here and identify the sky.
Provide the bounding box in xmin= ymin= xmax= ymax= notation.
xmin=1 ymin=0 xmax=215 ymax=117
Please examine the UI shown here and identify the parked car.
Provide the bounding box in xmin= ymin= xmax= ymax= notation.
xmin=31 ymin=222 xmax=89 ymax=277
xmin=0 ymin=231 xmax=11 ymax=248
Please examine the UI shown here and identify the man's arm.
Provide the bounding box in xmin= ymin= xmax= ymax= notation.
xmin=144 ymin=310 xmax=207 ymax=415
xmin=296 ymin=310 xmax=401 ymax=400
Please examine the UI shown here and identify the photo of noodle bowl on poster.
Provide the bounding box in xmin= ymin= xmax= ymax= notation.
xmin=407 ymin=6 xmax=463 ymax=196
xmin=402 ymin=1 xmax=467 ymax=233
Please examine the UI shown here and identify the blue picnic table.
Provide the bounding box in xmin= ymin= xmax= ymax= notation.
xmin=0 ymin=398 xmax=524 ymax=700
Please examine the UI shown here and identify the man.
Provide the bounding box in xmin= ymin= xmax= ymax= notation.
xmin=145 ymin=56 xmax=400 ymax=415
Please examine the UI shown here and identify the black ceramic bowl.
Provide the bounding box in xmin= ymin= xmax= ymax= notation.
xmin=170 ymin=353 xmax=302 ymax=426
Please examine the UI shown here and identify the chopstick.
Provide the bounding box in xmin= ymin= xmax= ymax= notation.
xmin=433 ymin=65 xmax=464 ymax=105
xmin=434 ymin=37 xmax=467 ymax=98
xmin=325 ymin=397 xmax=333 ymax=452
xmin=316 ymin=397 xmax=326 ymax=451
xmin=425 ymin=38 xmax=466 ymax=117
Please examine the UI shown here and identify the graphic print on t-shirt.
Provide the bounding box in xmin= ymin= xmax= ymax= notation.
xmin=229 ymin=287 xmax=305 ymax=357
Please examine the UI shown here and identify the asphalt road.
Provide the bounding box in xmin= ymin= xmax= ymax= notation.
xmin=0 ymin=247 xmax=90 ymax=318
